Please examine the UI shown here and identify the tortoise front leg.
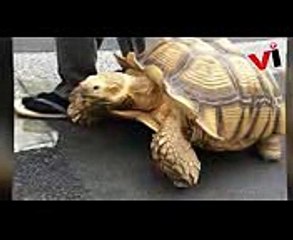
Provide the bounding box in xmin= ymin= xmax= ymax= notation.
xmin=150 ymin=116 xmax=201 ymax=188
xmin=67 ymin=99 xmax=103 ymax=126
xmin=67 ymin=86 xmax=109 ymax=126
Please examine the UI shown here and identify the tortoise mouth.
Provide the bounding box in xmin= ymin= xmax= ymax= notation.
xmin=81 ymin=94 xmax=112 ymax=105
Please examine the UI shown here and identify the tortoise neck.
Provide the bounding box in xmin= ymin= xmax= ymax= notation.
xmin=127 ymin=75 xmax=164 ymax=112
xmin=150 ymin=95 xmax=182 ymax=128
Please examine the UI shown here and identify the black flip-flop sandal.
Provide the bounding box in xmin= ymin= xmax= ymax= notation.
xmin=14 ymin=92 xmax=69 ymax=119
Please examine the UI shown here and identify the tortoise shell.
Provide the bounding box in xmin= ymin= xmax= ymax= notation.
xmin=136 ymin=38 xmax=284 ymax=147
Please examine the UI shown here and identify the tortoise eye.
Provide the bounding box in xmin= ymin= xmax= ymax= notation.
xmin=93 ymin=85 xmax=100 ymax=90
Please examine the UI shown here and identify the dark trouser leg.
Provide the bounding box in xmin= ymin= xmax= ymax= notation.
xmin=54 ymin=37 xmax=145 ymax=99
xmin=117 ymin=38 xmax=133 ymax=57
xmin=54 ymin=37 xmax=103 ymax=99
xmin=117 ymin=38 xmax=145 ymax=56
xmin=131 ymin=38 xmax=146 ymax=55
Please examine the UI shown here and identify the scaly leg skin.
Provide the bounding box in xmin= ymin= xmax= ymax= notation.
xmin=150 ymin=116 xmax=201 ymax=188
xmin=257 ymin=134 xmax=282 ymax=161
xmin=68 ymin=101 xmax=106 ymax=127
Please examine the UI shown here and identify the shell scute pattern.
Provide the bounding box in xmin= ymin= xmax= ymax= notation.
xmin=139 ymin=38 xmax=283 ymax=148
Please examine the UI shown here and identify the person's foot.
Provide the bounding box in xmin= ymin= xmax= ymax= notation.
xmin=14 ymin=92 xmax=69 ymax=119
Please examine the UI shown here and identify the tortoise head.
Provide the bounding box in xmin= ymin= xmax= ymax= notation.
xmin=71 ymin=52 xmax=166 ymax=116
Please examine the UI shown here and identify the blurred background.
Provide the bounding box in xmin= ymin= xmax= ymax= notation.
xmin=287 ymin=38 xmax=293 ymax=200
xmin=0 ymin=38 xmax=13 ymax=200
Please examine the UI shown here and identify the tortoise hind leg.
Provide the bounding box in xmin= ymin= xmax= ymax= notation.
xmin=256 ymin=134 xmax=282 ymax=161
xmin=257 ymin=103 xmax=285 ymax=161
xmin=150 ymin=115 xmax=201 ymax=188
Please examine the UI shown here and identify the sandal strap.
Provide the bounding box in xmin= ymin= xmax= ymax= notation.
xmin=34 ymin=98 xmax=67 ymax=113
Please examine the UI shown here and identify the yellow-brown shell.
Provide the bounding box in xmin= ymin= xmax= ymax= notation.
xmin=137 ymin=38 xmax=285 ymax=150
